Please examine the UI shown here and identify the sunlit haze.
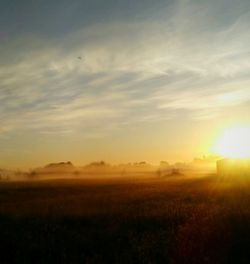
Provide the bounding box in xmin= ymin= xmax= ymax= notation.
xmin=1 ymin=3 xmax=250 ymax=262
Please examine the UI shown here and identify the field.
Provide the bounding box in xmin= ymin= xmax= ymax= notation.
xmin=1 ymin=173 xmax=250 ymax=263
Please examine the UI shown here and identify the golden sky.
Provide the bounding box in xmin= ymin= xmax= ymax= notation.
xmin=1 ymin=0 xmax=250 ymax=168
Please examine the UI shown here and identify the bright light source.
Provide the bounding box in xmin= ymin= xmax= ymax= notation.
xmin=213 ymin=126 xmax=250 ymax=159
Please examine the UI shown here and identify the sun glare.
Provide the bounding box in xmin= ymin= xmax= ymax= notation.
xmin=213 ymin=126 xmax=250 ymax=159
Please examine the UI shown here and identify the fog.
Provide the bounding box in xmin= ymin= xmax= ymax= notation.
xmin=0 ymin=157 xmax=218 ymax=182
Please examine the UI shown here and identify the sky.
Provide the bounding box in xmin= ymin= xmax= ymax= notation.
xmin=1 ymin=0 xmax=250 ymax=168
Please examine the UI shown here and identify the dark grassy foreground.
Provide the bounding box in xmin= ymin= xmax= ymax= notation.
xmin=1 ymin=174 xmax=250 ymax=264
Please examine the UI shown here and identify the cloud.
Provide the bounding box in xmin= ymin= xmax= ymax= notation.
xmin=1 ymin=1 xmax=250 ymax=137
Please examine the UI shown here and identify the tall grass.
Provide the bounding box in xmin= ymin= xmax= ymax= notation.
xmin=1 ymin=175 xmax=250 ymax=263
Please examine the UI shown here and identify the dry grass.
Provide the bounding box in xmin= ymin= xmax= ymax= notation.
xmin=1 ymin=174 xmax=250 ymax=263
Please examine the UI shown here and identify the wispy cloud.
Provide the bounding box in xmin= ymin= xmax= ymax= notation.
xmin=1 ymin=0 xmax=250 ymax=139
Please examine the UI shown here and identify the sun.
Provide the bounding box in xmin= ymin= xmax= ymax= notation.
xmin=212 ymin=126 xmax=250 ymax=159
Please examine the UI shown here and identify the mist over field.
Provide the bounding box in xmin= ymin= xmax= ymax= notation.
xmin=2 ymin=157 xmax=250 ymax=263
xmin=1 ymin=158 xmax=250 ymax=264
xmin=1 ymin=0 xmax=250 ymax=263
xmin=1 ymin=168 xmax=250 ymax=264
xmin=0 ymin=156 xmax=218 ymax=182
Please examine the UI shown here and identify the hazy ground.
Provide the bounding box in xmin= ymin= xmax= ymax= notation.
xmin=1 ymin=173 xmax=250 ymax=263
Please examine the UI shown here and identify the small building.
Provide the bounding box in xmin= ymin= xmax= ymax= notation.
xmin=217 ymin=158 xmax=250 ymax=177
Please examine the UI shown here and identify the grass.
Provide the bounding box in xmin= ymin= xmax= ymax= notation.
xmin=1 ymin=174 xmax=250 ymax=263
